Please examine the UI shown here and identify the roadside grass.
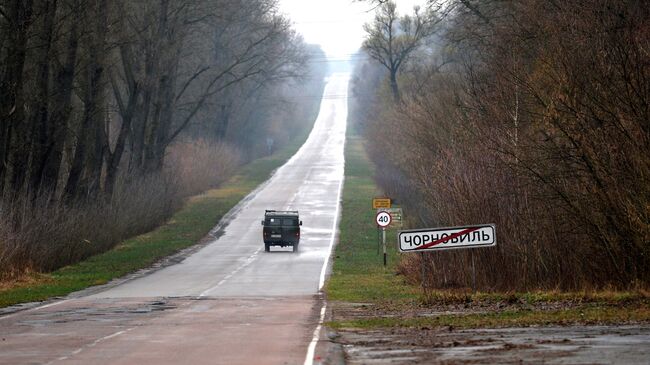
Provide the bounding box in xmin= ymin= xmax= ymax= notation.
xmin=0 ymin=127 xmax=313 ymax=308
xmin=326 ymin=129 xmax=650 ymax=329
xmin=328 ymin=301 xmax=650 ymax=330
xmin=325 ymin=133 xmax=420 ymax=304
xmin=424 ymin=288 xmax=650 ymax=306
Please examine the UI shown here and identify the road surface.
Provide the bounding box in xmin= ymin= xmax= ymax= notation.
xmin=0 ymin=73 xmax=350 ymax=365
xmin=337 ymin=323 xmax=650 ymax=364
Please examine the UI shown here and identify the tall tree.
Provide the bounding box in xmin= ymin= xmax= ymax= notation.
xmin=362 ymin=0 xmax=437 ymax=101
xmin=27 ymin=0 xmax=58 ymax=197
xmin=63 ymin=0 xmax=109 ymax=202
xmin=0 ymin=0 xmax=33 ymax=198
xmin=40 ymin=0 xmax=80 ymax=196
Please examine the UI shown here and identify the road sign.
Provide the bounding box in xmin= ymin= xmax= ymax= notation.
xmin=376 ymin=211 xmax=392 ymax=228
xmin=378 ymin=207 xmax=403 ymax=227
xmin=386 ymin=208 xmax=403 ymax=227
xmin=373 ymin=197 xmax=391 ymax=209
xmin=398 ymin=224 xmax=496 ymax=252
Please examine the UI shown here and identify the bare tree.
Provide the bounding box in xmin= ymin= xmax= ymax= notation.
xmin=362 ymin=0 xmax=438 ymax=101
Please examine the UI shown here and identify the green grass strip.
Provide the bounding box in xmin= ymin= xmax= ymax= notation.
xmin=0 ymin=129 xmax=313 ymax=308
xmin=325 ymin=128 xmax=420 ymax=304
xmin=328 ymin=302 xmax=650 ymax=330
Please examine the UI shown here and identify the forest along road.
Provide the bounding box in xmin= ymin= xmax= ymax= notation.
xmin=0 ymin=73 xmax=349 ymax=365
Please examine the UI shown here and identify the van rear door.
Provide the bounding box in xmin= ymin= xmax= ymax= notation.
xmin=281 ymin=217 xmax=299 ymax=243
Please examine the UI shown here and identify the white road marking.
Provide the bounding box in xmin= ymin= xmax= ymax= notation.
xmin=44 ymin=327 xmax=135 ymax=365
xmin=304 ymin=303 xmax=327 ymax=365
xmin=303 ymin=173 xmax=342 ymax=365
xmin=318 ymin=161 xmax=344 ymax=291
xmin=305 ymin=75 xmax=347 ymax=365
xmin=199 ymin=248 xmax=262 ymax=297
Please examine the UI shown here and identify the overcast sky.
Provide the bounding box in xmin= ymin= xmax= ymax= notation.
xmin=278 ymin=0 xmax=427 ymax=59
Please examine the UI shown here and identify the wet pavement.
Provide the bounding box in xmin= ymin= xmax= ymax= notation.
xmin=1 ymin=297 xmax=320 ymax=365
xmin=0 ymin=73 xmax=350 ymax=365
xmin=337 ymin=325 xmax=650 ymax=364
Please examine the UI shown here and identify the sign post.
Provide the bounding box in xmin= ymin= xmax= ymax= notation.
xmin=382 ymin=228 xmax=386 ymax=266
xmin=376 ymin=211 xmax=392 ymax=267
xmin=471 ymin=249 xmax=476 ymax=293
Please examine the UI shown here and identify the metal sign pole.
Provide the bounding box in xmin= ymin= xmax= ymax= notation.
xmin=471 ymin=249 xmax=476 ymax=293
xmin=420 ymin=252 xmax=425 ymax=291
xmin=377 ymin=227 xmax=380 ymax=255
xmin=382 ymin=227 xmax=386 ymax=267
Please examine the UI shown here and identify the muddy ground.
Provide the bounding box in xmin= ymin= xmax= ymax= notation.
xmin=329 ymin=302 xmax=650 ymax=364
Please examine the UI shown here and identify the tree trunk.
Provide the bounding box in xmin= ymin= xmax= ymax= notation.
xmin=41 ymin=2 xmax=79 ymax=197
xmin=215 ymin=103 xmax=231 ymax=140
xmin=63 ymin=68 xmax=101 ymax=202
xmin=85 ymin=0 xmax=108 ymax=199
xmin=63 ymin=0 xmax=107 ymax=202
xmin=128 ymin=41 xmax=156 ymax=174
xmin=105 ymin=81 xmax=139 ymax=199
xmin=143 ymin=78 xmax=163 ymax=173
xmin=1 ymin=0 xmax=33 ymax=198
xmin=141 ymin=0 xmax=171 ymax=174
xmin=28 ymin=0 xmax=59 ymax=198
xmin=154 ymin=58 xmax=178 ymax=171
xmin=389 ymin=69 xmax=400 ymax=102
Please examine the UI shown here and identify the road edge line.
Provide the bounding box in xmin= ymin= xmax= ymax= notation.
xmin=318 ymin=150 xmax=345 ymax=291
xmin=306 ymin=94 xmax=347 ymax=365
xmin=304 ymin=301 xmax=327 ymax=365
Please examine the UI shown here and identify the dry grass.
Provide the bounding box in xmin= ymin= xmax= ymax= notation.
xmin=0 ymin=139 xmax=242 ymax=282
xmin=0 ymin=270 xmax=53 ymax=291
xmin=165 ymin=139 xmax=241 ymax=197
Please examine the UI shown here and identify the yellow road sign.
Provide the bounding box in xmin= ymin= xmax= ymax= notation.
xmin=372 ymin=198 xmax=391 ymax=209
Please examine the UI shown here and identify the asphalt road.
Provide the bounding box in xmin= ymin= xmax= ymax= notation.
xmin=0 ymin=73 xmax=350 ymax=365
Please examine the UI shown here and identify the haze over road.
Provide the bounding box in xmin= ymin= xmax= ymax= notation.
xmin=0 ymin=73 xmax=350 ymax=365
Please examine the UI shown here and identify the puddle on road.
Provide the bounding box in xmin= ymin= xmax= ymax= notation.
xmin=17 ymin=299 xmax=177 ymax=327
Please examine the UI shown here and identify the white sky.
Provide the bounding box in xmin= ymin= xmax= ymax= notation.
xmin=278 ymin=0 xmax=428 ymax=59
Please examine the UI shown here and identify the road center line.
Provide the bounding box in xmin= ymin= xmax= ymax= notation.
xmin=199 ymin=248 xmax=261 ymax=297
xmin=44 ymin=327 xmax=135 ymax=365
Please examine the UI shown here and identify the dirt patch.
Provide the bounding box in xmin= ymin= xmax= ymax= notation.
xmin=329 ymin=301 xmax=650 ymax=364
xmin=334 ymin=324 xmax=650 ymax=364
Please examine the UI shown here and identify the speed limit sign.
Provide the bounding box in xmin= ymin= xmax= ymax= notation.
xmin=376 ymin=211 xmax=392 ymax=228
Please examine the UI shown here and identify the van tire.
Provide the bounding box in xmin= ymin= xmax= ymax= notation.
xmin=292 ymin=243 xmax=298 ymax=253
xmin=265 ymin=243 xmax=270 ymax=252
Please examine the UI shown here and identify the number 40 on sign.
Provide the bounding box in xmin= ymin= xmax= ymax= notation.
xmin=376 ymin=211 xmax=391 ymax=228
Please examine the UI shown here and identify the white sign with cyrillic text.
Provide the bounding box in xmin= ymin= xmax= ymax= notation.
xmin=398 ymin=224 xmax=496 ymax=252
